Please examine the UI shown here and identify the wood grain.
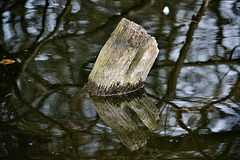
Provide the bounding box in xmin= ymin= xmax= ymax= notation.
xmin=86 ymin=18 xmax=159 ymax=96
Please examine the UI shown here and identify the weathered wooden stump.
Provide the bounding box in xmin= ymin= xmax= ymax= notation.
xmin=86 ymin=18 xmax=159 ymax=96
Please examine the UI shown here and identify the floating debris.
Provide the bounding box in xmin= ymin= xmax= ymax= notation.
xmin=0 ymin=59 xmax=16 ymax=65
xmin=68 ymin=120 xmax=75 ymax=128
xmin=163 ymin=6 xmax=170 ymax=15
xmin=5 ymin=93 xmax=14 ymax=97
xmin=180 ymin=19 xmax=197 ymax=23
xmin=175 ymin=108 xmax=199 ymax=113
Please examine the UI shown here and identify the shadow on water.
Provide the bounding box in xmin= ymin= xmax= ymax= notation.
xmin=1 ymin=0 xmax=240 ymax=159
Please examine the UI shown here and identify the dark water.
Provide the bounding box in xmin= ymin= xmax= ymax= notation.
xmin=1 ymin=0 xmax=240 ymax=159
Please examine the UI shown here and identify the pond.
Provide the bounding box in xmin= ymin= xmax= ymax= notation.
xmin=1 ymin=0 xmax=240 ymax=159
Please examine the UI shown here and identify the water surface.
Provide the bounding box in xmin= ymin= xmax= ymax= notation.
xmin=0 ymin=0 xmax=240 ymax=159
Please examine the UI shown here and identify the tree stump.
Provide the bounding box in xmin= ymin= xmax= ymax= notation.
xmin=86 ymin=18 xmax=159 ymax=96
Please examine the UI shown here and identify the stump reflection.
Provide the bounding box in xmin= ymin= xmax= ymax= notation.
xmin=90 ymin=89 xmax=159 ymax=151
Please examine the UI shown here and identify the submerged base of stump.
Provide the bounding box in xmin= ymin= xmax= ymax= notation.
xmin=86 ymin=18 xmax=159 ymax=96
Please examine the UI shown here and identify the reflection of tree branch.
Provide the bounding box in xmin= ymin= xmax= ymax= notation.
xmin=203 ymin=74 xmax=240 ymax=108
xmin=163 ymin=0 xmax=211 ymax=101
xmin=84 ymin=0 xmax=151 ymax=35
xmin=152 ymin=58 xmax=240 ymax=70
xmin=34 ymin=0 xmax=49 ymax=44
xmin=55 ymin=0 xmax=152 ymax=39
xmin=213 ymin=0 xmax=228 ymax=52
xmin=190 ymin=74 xmax=240 ymax=136
xmin=19 ymin=0 xmax=73 ymax=78
xmin=229 ymin=45 xmax=240 ymax=60
xmin=176 ymin=117 xmax=213 ymax=159
xmin=1 ymin=0 xmax=73 ymax=99
xmin=155 ymin=1 xmax=212 ymax=158
xmin=13 ymin=84 xmax=69 ymax=132
xmin=155 ymin=0 xmax=211 ymax=112
xmin=152 ymin=44 xmax=240 ymax=71
xmin=115 ymin=91 xmax=215 ymax=158
xmin=25 ymin=69 xmax=82 ymax=91
xmin=20 ymin=8 xmax=28 ymax=42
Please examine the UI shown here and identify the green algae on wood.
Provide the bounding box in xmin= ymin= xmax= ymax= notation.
xmin=86 ymin=18 xmax=159 ymax=96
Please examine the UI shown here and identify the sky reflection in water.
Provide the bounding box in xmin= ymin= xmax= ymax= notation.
xmin=0 ymin=0 xmax=240 ymax=159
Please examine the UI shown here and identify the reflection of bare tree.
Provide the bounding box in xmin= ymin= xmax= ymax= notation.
xmin=163 ymin=0 xmax=211 ymax=100
xmin=0 ymin=0 xmax=163 ymax=159
xmin=21 ymin=0 xmax=74 ymax=74
xmin=153 ymin=54 xmax=240 ymax=70
xmin=1 ymin=0 xmax=240 ymax=159
xmin=146 ymin=0 xmax=239 ymax=159
xmin=1 ymin=0 xmax=74 ymax=98
xmin=79 ymin=0 xmax=152 ymax=36
xmin=147 ymin=0 xmax=240 ymax=159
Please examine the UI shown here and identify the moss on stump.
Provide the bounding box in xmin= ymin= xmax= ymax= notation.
xmin=86 ymin=18 xmax=159 ymax=96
